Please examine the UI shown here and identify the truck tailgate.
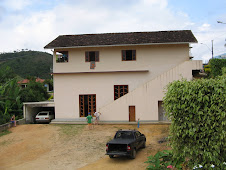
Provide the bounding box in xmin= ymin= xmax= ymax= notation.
xmin=108 ymin=144 xmax=127 ymax=152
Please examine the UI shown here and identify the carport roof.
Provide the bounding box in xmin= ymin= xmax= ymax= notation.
xmin=23 ymin=100 xmax=55 ymax=107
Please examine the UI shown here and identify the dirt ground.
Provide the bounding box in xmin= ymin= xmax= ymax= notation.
xmin=0 ymin=124 xmax=170 ymax=170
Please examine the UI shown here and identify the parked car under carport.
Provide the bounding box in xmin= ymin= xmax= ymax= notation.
xmin=23 ymin=100 xmax=55 ymax=124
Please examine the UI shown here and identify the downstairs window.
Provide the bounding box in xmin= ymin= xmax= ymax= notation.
xmin=114 ymin=85 xmax=128 ymax=100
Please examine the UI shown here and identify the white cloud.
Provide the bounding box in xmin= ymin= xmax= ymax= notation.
xmin=142 ymin=0 xmax=168 ymax=9
xmin=0 ymin=0 xmax=225 ymax=61
xmin=0 ymin=6 xmax=5 ymax=21
xmin=198 ymin=24 xmax=211 ymax=31
xmin=191 ymin=29 xmax=226 ymax=62
xmin=3 ymin=0 xmax=32 ymax=11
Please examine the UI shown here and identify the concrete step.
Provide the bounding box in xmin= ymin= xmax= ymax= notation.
xmin=50 ymin=119 xmax=171 ymax=125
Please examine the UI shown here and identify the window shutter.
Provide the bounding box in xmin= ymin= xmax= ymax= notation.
xmin=122 ymin=50 xmax=126 ymax=61
xmin=95 ymin=51 xmax=99 ymax=62
xmin=132 ymin=50 xmax=136 ymax=60
xmin=85 ymin=51 xmax=89 ymax=62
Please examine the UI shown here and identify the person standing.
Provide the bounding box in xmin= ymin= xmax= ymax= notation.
xmin=94 ymin=111 xmax=101 ymax=125
xmin=11 ymin=115 xmax=16 ymax=127
xmin=86 ymin=113 xmax=93 ymax=130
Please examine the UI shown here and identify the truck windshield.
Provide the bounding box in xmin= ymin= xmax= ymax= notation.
xmin=115 ymin=131 xmax=134 ymax=139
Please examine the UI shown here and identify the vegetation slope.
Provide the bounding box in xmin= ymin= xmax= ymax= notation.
xmin=0 ymin=50 xmax=53 ymax=79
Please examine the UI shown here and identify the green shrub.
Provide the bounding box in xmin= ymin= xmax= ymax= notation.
xmin=204 ymin=64 xmax=211 ymax=76
xmin=163 ymin=77 xmax=226 ymax=169
xmin=222 ymin=67 xmax=226 ymax=76
xmin=209 ymin=58 xmax=226 ymax=77
xmin=0 ymin=112 xmax=11 ymax=125
xmin=0 ymin=130 xmax=11 ymax=137
xmin=145 ymin=150 xmax=184 ymax=169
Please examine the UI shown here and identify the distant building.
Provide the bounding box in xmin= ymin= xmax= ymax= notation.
xmin=214 ymin=53 xmax=226 ymax=59
xmin=18 ymin=78 xmax=53 ymax=92
xmin=18 ymin=78 xmax=45 ymax=88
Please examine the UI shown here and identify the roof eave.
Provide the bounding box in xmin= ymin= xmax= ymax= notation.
xmin=44 ymin=42 xmax=197 ymax=50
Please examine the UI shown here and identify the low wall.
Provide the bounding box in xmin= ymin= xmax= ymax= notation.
xmin=0 ymin=119 xmax=26 ymax=132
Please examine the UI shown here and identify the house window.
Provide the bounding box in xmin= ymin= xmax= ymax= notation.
xmin=79 ymin=94 xmax=96 ymax=117
xmin=56 ymin=51 xmax=68 ymax=62
xmin=21 ymin=84 xmax=27 ymax=88
xmin=114 ymin=85 xmax=128 ymax=100
xmin=85 ymin=51 xmax=99 ymax=62
xmin=122 ymin=50 xmax=136 ymax=61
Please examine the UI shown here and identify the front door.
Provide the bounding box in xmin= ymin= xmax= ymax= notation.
xmin=129 ymin=106 xmax=136 ymax=122
xmin=79 ymin=94 xmax=96 ymax=117
xmin=158 ymin=101 xmax=168 ymax=121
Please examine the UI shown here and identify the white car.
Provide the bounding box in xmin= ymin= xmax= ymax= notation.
xmin=35 ymin=111 xmax=54 ymax=123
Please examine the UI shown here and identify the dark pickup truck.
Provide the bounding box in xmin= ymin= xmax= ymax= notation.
xmin=106 ymin=129 xmax=146 ymax=159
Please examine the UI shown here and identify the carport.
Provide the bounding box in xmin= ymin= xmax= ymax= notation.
xmin=23 ymin=100 xmax=55 ymax=124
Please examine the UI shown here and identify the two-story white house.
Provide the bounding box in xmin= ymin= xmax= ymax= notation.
xmin=44 ymin=30 xmax=202 ymax=123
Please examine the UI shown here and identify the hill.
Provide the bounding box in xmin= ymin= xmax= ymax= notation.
xmin=0 ymin=50 xmax=53 ymax=79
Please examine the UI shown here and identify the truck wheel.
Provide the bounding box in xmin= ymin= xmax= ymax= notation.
xmin=142 ymin=141 xmax=146 ymax=148
xmin=109 ymin=155 xmax=114 ymax=158
xmin=131 ymin=149 xmax=136 ymax=159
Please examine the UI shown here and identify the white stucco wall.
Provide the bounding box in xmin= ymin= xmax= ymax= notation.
xmin=100 ymin=60 xmax=202 ymax=121
xmin=53 ymin=44 xmax=202 ymax=120
xmin=53 ymin=44 xmax=189 ymax=73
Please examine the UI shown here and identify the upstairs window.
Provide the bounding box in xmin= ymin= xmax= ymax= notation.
xmin=85 ymin=51 xmax=99 ymax=62
xmin=56 ymin=51 xmax=68 ymax=62
xmin=122 ymin=50 xmax=136 ymax=61
xmin=114 ymin=85 xmax=128 ymax=100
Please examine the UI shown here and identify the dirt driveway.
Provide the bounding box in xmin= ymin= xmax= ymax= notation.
xmin=0 ymin=124 xmax=170 ymax=170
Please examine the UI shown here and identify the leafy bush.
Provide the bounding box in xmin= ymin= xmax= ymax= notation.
xmin=222 ymin=67 xmax=226 ymax=76
xmin=145 ymin=150 xmax=185 ymax=169
xmin=209 ymin=58 xmax=226 ymax=77
xmin=0 ymin=112 xmax=11 ymax=125
xmin=163 ymin=76 xmax=226 ymax=169
xmin=204 ymin=64 xmax=211 ymax=76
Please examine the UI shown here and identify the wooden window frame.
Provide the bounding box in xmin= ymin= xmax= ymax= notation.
xmin=122 ymin=50 xmax=136 ymax=61
xmin=114 ymin=85 xmax=129 ymax=100
xmin=85 ymin=51 xmax=99 ymax=62
xmin=79 ymin=94 xmax=96 ymax=117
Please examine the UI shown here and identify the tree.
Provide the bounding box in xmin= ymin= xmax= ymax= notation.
xmin=0 ymin=66 xmax=16 ymax=84
xmin=20 ymin=79 xmax=50 ymax=102
xmin=0 ymin=66 xmax=51 ymax=125
xmin=209 ymin=58 xmax=226 ymax=77
xmin=0 ymin=78 xmax=23 ymax=124
xmin=44 ymin=79 xmax=53 ymax=91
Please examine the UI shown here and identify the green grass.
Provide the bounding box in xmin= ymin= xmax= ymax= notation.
xmin=55 ymin=124 xmax=85 ymax=137
xmin=0 ymin=130 xmax=11 ymax=137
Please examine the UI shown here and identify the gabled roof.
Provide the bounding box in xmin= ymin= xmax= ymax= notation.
xmin=44 ymin=30 xmax=197 ymax=49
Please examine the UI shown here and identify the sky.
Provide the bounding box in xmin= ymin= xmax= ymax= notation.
xmin=0 ymin=0 xmax=226 ymax=62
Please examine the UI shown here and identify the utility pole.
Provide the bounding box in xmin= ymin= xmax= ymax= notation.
xmin=211 ymin=40 xmax=214 ymax=59
xmin=201 ymin=41 xmax=214 ymax=59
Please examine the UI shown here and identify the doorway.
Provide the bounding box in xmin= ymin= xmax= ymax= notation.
xmin=129 ymin=106 xmax=136 ymax=122
xmin=79 ymin=94 xmax=96 ymax=117
xmin=158 ymin=101 xmax=168 ymax=121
